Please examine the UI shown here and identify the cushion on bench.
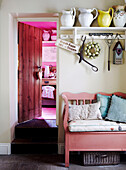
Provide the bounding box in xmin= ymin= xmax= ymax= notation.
xmin=106 ymin=95 xmax=126 ymax=123
xmin=69 ymin=101 xmax=102 ymax=121
xmin=68 ymin=120 xmax=126 ymax=132
xmin=97 ymin=93 xmax=111 ymax=118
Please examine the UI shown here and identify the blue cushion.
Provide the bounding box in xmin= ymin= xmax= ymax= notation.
xmin=106 ymin=95 xmax=126 ymax=123
xmin=97 ymin=94 xmax=111 ymax=118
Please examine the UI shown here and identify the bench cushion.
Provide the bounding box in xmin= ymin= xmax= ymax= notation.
xmin=68 ymin=120 xmax=126 ymax=132
xmin=69 ymin=102 xmax=102 ymax=121
xmin=106 ymin=95 xmax=126 ymax=123
xmin=97 ymin=94 xmax=111 ymax=118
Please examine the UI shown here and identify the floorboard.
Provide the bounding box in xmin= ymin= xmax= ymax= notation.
xmin=0 ymin=154 xmax=126 ymax=170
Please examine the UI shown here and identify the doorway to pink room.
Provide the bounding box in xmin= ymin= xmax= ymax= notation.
xmin=18 ymin=20 xmax=58 ymax=123
xmin=10 ymin=15 xmax=59 ymax=154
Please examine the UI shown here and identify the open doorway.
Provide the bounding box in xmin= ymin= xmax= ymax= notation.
xmin=18 ymin=21 xmax=57 ymax=123
xmin=10 ymin=14 xmax=59 ymax=154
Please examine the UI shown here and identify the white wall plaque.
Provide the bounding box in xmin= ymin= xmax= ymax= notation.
xmin=56 ymin=39 xmax=79 ymax=53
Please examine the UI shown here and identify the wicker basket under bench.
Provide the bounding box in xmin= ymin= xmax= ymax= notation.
xmin=83 ymin=151 xmax=120 ymax=166
xmin=62 ymin=92 xmax=126 ymax=167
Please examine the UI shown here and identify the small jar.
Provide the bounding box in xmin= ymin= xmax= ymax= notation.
xmin=51 ymin=30 xmax=57 ymax=41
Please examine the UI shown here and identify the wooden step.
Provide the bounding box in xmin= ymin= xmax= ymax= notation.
xmin=15 ymin=119 xmax=58 ymax=139
xmin=11 ymin=139 xmax=58 ymax=154
xmin=15 ymin=127 xmax=58 ymax=139
xmin=12 ymin=138 xmax=58 ymax=144
xmin=12 ymin=119 xmax=58 ymax=154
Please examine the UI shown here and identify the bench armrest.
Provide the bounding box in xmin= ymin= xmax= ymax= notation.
xmin=62 ymin=93 xmax=69 ymax=131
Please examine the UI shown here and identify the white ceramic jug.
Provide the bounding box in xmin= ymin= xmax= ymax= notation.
xmin=43 ymin=30 xmax=50 ymax=41
xmin=112 ymin=5 xmax=126 ymax=27
xmin=78 ymin=8 xmax=98 ymax=27
xmin=44 ymin=65 xmax=50 ymax=78
xmin=61 ymin=8 xmax=76 ymax=27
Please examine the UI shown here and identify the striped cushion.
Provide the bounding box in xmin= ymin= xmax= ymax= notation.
xmin=68 ymin=120 xmax=126 ymax=132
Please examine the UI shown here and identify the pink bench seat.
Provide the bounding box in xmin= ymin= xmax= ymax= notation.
xmin=62 ymin=92 xmax=126 ymax=167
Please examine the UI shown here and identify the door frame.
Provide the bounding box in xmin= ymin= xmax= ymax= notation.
xmin=9 ymin=13 xmax=59 ymax=142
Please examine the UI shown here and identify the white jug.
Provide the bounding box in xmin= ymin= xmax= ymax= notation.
xmin=61 ymin=8 xmax=76 ymax=27
xmin=78 ymin=8 xmax=98 ymax=27
xmin=112 ymin=5 xmax=126 ymax=27
xmin=44 ymin=65 xmax=50 ymax=78
xmin=42 ymin=30 xmax=50 ymax=41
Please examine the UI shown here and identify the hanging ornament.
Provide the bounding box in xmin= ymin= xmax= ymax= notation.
xmin=113 ymin=40 xmax=124 ymax=65
xmin=84 ymin=42 xmax=101 ymax=59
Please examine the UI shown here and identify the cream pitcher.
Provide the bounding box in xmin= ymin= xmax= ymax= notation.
xmin=112 ymin=5 xmax=126 ymax=27
xmin=78 ymin=8 xmax=98 ymax=27
xmin=61 ymin=8 xmax=76 ymax=27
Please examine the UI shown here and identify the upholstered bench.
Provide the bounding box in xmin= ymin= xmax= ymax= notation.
xmin=62 ymin=92 xmax=126 ymax=167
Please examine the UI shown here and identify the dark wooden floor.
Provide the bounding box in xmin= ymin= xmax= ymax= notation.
xmin=0 ymin=154 xmax=126 ymax=170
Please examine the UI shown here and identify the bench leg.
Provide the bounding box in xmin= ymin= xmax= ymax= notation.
xmin=65 ymin=148 xmax=69 ymax=167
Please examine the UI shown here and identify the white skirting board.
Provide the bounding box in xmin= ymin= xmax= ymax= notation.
xmin=58 ymin=143 xmax=64 ymax=154
xmin=0 ymin=143 xmax=11 ymax=155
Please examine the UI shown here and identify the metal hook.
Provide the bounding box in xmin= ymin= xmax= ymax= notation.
xmin=92 ymin=35 xmax=94 ymax=43
xmin=81 ymin=35 xmax=84 ymax=41
xmin=81 ymin=35 xmax=86 ymax=41
xmin=115 ymin=33 xmax=122 ymax=41
xmin=89 ymin=34 xmax=94 ymax=43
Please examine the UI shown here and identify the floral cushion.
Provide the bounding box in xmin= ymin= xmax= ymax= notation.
xmin=88 ymin=102 xmax=102 ymax=120
xmin=69 ymin=102 xmax=102 ymax=121
xmin=80 ymin=104 xmax=89 ymax=120
xmin=69 ymin=105 xmax=89 ymax=121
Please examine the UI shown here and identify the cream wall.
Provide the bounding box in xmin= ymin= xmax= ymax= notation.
xmin=0 ymin=0 xmax=125 ymax=148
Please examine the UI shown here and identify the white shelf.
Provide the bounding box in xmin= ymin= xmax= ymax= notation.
xmin=60 ymin=26 xmax=126 ymax=50
xmin=60 ymin=27 xmax=126 ymax=31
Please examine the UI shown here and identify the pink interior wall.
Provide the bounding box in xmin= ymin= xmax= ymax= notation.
xmin=21 ymin=21 xmax=57 ymax=30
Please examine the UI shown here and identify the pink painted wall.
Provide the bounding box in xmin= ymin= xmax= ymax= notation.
xmin=21 ymin=21 xmax=57 ymax=30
